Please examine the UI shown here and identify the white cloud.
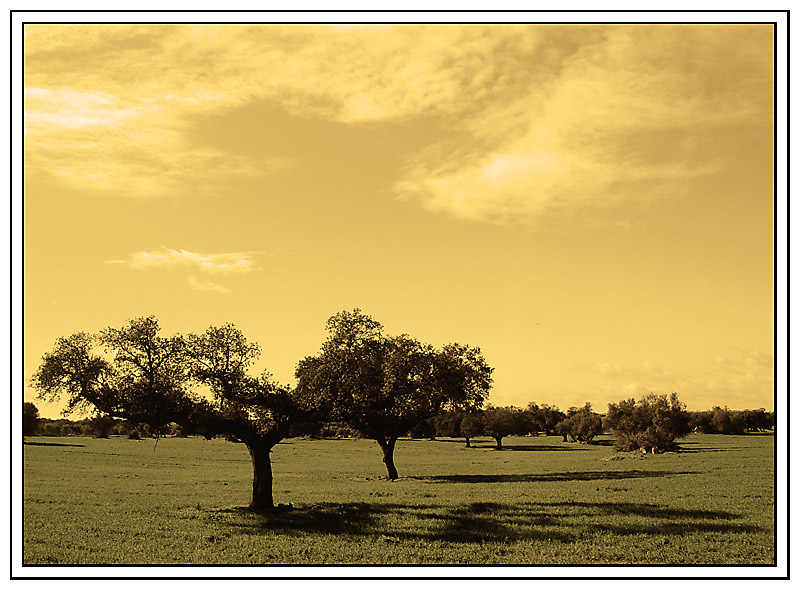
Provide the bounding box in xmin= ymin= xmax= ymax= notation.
xmin=125 ymin=248 xmax=257 ymax=273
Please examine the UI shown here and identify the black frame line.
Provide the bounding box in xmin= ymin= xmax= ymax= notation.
xmin=11 ymin=9 xmax=789 ymax=581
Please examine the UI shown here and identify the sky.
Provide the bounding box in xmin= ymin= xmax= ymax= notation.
xmin=22 ymin=23 xmax=776 ymax=419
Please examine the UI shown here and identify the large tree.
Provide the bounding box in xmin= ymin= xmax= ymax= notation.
xmin=30 ymin=316 xmax=305 ymax=509
xmin=295 ymin=309 xmax=493 ymax=480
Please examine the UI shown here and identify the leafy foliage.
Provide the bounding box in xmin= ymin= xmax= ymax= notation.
xmin=688 ymin=406 xmax=774 ymax=435
xmin=604 ymin=393 xmax=691 ymax=453
xmin=30 ymin=316 xmax=306 ymax=508
xmin=555 ymin=403 xmax=604 ymax=443
xmin=482 ymin=405 xmax=528 ymax=449
xmin=525 ymin=402 xmax=567 ymax=436
xmin=296 ymin=309 xmax=493 ymax=477
xmin=23 ymin=402 xmax=40 ymax=436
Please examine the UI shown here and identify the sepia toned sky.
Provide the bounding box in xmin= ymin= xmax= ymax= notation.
xmin=23 ymin=23 xmax=775 ymax=418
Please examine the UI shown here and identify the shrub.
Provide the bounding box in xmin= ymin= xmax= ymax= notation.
xmin=604 ymin=393 xmax=690 ymax=453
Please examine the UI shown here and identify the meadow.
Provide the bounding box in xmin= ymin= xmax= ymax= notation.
xmin=22 ymin=433 xmax=775 ymax=565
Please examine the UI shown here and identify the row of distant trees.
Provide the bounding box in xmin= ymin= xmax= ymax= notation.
xmin=25 ymin=399 xmax=774 ymax=446
xmin=409 ymin=400 xmax=773 ymax=451
xmin=23 ymin=405 xmax=184 ymax=439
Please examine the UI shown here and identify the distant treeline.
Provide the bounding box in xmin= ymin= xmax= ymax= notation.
xmin=24 ymin=402 xmax=774 ymax=441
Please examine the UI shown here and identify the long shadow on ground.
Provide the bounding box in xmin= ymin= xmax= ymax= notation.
xmin=409 ymin=469 xmax=698 ymax=484
xmin=469 ymin=444 xmax=595 ymax=451
xmin=207 ymin=497 xmax=759 ymax=545
xmin=23 ymin=441 xmax=85 ymax=447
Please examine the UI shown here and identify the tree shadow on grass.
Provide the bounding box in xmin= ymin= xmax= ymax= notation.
xmin=410 ymin=469 xmax=698 ymax=484
xmin=471 ymin=443 xmax=594 ymax=452
xmin=23 ymin=441 xmax=85 ymax=447
xmin=209 ymin=496 xmax=758 ymax=547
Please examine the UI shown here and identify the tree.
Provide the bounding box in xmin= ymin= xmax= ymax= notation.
xmin=482 ymin=405 xmax=527 ymax=449
xmin=687 ymin=410 xmax=714 ymax=433
xmin=709 ymin=406 xmax=747 ymax=435
xmin=604 ymin=393 xmax=690 ymax=453
xmin=459 ymin=411 xmax=484 ymax=447
xmin=23 ymin=402 xmax=39 ymax=437
xmin=740 ymin=408 xmax=774 ymax=432
xmin=31 ymin=316 xmax=306 ymax=509
xmin=540 ymin=404 xmax=567 ymax=436
xmin=295 ymin=309 xmax=492 ymax=479
xmin=556 ymin=403 xmax=603 ymax=443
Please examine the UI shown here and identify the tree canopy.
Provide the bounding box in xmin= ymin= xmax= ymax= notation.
xmin=555 ymin=403 xmax=604 ymax=443
xmin=482 ymin=405 xmax=528 ymax=449
xmin=296 ymin=309 xmax=493 ymax=479
xmin=31 ymin=316 xmax=306 ymax=509
xmin=604 ymin=393 xmax=690 ymax=453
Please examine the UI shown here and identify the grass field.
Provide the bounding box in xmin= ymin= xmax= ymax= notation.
xmin=22 ymin=433 xmax=775 ymax=565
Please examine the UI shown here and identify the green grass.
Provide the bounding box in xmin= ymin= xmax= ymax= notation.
xmin=22 ymin=433 xmax=775 ymax=565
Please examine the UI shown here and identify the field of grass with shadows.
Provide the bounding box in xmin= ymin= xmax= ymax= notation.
xmin=23 ymin=433 xmax=775 ymax=565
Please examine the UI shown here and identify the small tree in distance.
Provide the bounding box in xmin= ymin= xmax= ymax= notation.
xmin=459 ymin=412 xmax=484 ymax=447
xmin=604 ymin=392 xmax=690 ymax=453
xmin=482 ymin=405 xmax=527 ymax=449
xmin=525 ymin=402 xmax=567 ymax=436
xmin=555 ymin=403 xmax=603 ymax=443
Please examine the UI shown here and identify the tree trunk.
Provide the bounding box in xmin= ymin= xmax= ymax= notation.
xmin=494 ymin=435 xmax=503 ymax=450
xmin=465 ymin=437 xmax=471 ymax=448
xmin=379 ymin=437 xmax=399 ymax=480
xmin=246 ymin=441 xmax=274 ymax=509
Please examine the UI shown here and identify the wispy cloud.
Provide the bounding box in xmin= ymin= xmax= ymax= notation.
xmin=107 ymin=248 xmax=261 ymax=294
xmin=119 ymin=248 xmax=258 ymax=273
xmin=187 ymin=275 xmax=231 ymax=294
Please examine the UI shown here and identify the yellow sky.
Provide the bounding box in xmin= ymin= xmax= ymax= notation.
xmin=22 ymin=24 xmax=775 ymax=419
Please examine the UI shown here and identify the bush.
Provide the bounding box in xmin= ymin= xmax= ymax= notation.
xmin=604 ymin=393 xmax=690 ymax=453
xmin=555 ymin=403 xmax=603 ymax=443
